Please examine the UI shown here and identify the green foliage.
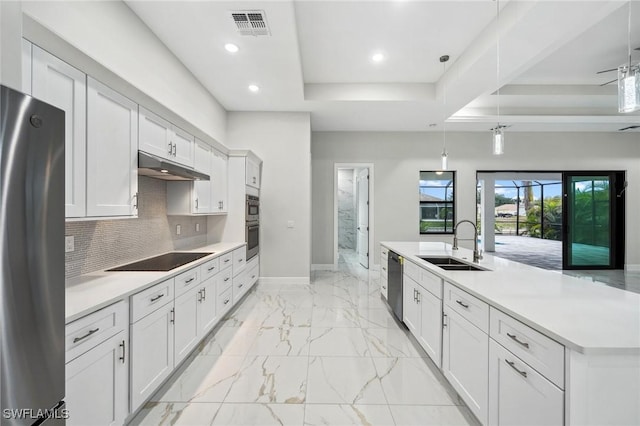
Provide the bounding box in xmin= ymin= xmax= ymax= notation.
xmin=526 ymin=196 xmax=562 ymax=240
xmin=494 ymin=193 xmax=515 ymax=207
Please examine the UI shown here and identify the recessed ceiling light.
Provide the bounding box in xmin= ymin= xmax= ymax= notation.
xmin=372 ymin=52 xmax=385 ymax=63
xmin=248 ymin=84 xmax=260 ymax=92
xmin=224 ymin=43 xmax=239 ymax=53
xmin=160 ymin=169 xmax=169 ymax=173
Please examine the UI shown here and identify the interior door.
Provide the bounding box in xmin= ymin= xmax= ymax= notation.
xmin=357 ymin=168 xmax=369 ymax=268
xmin=562 ymin=172 xmax=625 ymax=269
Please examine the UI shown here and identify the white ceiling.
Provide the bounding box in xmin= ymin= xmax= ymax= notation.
xmin=125 ymin=0 xmax=640 ymax=132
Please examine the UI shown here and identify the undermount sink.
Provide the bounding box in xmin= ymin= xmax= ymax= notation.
xmin=418 ymin=256 xmax=487 ymax=272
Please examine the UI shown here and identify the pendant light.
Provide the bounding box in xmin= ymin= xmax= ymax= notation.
xmin=440 ymin=55 xmax=450 ymax=170
xmin=492 ymin=0 xmax=505 ymax=155
xmin=618 ymin=1 xmax=640 ymax=113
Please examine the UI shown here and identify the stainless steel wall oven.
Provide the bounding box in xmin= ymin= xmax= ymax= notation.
xmin=246 ymin=194 xmax=259 ymax=260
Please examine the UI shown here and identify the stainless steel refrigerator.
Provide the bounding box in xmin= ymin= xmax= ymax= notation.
xmin=1 ymin=85 xmax=65 ymax=425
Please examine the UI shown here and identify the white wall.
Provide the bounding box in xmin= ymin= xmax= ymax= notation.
xmin=20 ymin=1 xmax=226 ymax=144
xmin=311 ymin=131 xmax=640 ymax=268
xmin=227 ymin=112 xmax=312 ymax=281
xmin=0 ymin=1 xmax=23 ymax=90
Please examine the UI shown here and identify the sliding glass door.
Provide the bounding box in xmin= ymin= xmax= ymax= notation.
xmin=562 ymin=172 xmax=625 ymax=269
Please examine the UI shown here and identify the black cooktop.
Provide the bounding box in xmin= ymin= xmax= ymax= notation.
xmin=107 ymin=252 xmax=213 ymax=272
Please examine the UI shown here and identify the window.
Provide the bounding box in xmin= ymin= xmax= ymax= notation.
xmin=420 ymin=171 xmax=455 ymax=234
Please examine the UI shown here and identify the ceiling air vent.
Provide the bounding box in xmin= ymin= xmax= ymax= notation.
xmin=230 ymin=10 xmax=270 ymax=36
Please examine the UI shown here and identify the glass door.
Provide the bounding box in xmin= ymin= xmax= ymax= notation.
xmin=562 ymin=172 xmax=624 ymax=269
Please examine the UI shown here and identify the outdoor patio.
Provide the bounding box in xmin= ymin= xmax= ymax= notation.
xmin=490 ymin=235 xmax=562 ymax=270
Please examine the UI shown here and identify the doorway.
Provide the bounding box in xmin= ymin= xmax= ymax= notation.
xmin=334 ymin=164 xmax=374 ymax=271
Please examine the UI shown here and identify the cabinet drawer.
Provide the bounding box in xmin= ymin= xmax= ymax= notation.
xmin=217 ymin=269 xmax=233 ymax=295
xmin=247 ymin=264 xmax=259 ymax=286
xmin=200 ymin=257 xmax=220 ymax=280
xmin=131 ymin=278 xmax=174 ymax=323
xmin=444 ymin=282 xmax=489 ymax=333
xmin=233 ymin=272 xmax=249 ymax=305
xmin=490 ymin=307 xmax=565 ymax=388
xmin=246 ymin=254 xmax=259 ymax=271
xmin=381 ymin=246 xmax=389 ymax=264
xmin=380 ymin=260 xmax=388 ymax=278
xmin=417 ymin=268 xmax=442 ymax=300
xmin=403 ymin=259 xmax=421 ymax=284
xmin=217 ymin=287 xmax=233 ymax=316
xmin=219 ymin=252 xmax=233 ymax=271
xmin=174 ymin=267 xmax=200 ymax=297
xmin=66 ymin=300 xmax=127 ymax=363
xmin=380 ymin=276 xmax=388 ymax=300
xmin=232 ymin=247 xmax=246 ymax=277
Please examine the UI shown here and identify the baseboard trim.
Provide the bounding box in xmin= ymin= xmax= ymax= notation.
xmin=311 ymin=264 xmax=334 ymax=271
xmin=625 ymin=264 xmax=640 ymax=272
xmin=258 ymin=277 xmax=310 ymax=285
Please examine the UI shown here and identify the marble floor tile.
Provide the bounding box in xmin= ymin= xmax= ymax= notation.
xmin=153 ymin=355 xmax=245 ymax=403
xmin=363 ymin=327 xmax=425 ymax=358
xmin=312 ymin=307 xmax=361 ymax=328
xmin=247 ymin=327 xmax=311 ymax=356
xmin=389 ymin=405 xmax=479 ymax=426
xmin=224 ymin=356 xmax=308 ymax=404
xmin=197 ymin=325 xmax=260 ymax=356
xmin=304 ymin=404 xmax=396 ymax=426
xmin=211 ymin=403 xmax=305 ymax=425
xmin=130 ymin=401 xmax=220 ymax=426
xmin=313 ymin=293 xmax=357 ymax=309
xmin=306 ymin=356 xmax=387 ymax=404
xmin=308 ymin=327 xmax=370 ymax=357
xmin=373 ymin=357 xmax=459 ymax=406
xmin=219 ymin=306 xmax=280 ymax=328
xmin=358 ymin=308 xmax=402 ymax=329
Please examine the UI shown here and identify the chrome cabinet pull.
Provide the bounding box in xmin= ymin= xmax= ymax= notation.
xmin=251 ymin=275 xmax=256 ymax=279
xmin=507 ymin=333 xmax=530 ymax=349
xmin=133 ymin=192 xmax=138 ymax=209
xmin=442 ymin=312 xmax=447 ymax=328
xmin=208 ymin=266 xmax=216 ymax=271
xmin=202 ymin=288 xmax=206 ymax=300
xmin=73 ymin=328 xmax=100 ymax=343
xmin=185 ymin=277 xmax=195 ymax=284
xmin=168 ymin=141 xmax=173 ymax=154
xmin=382 ymin=267 xmax=386 ymax=271
xmin=238 ymin=258 xmax=244 ymax=263
xmin=505 ymin=359 xmax=528 ymax=378
xmin=150 ymin=294 xmax=164 ymax=302
xmin=170 ymin=307 xmax=175 ymax=324
xmin=224 ymin=277 xmax=230 ymax=282
xmin=239 ymin=283 xmax=244 ymax=289
xmin=382 ymin=285 xmax=386 ymax=290
xmin=416 ymin=291 xmax=421 ymax=303
xmin=195 ymin=198 xmax=199 ymax=209
xmin=223 ymin=298 xmax=230 ymax=305
xmin=413 ymin=289 xmax=417 ymax=302
xmin=224 ymin=259 xmax=230 ymax=263
xmin=456 ymin=300 xmax=469 ymax=309
xmin=172 ymin=143 xmax=177 ymax=156
xmin=197 ymin=290 xmax=203 ymax=302
xmin=119 ymin=340 xmax=126 ymax=363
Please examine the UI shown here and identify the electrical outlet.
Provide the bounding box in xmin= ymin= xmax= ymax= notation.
xmin=65 ymin=236 xmax=75 ymax=253
xmin=176 ymin=224 xmax=181 ymax=235
xmin=195 ymin=223 xmax=200 ymax=232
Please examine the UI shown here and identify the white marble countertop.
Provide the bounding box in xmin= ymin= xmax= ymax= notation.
xmin=381 ymin=241 xmax=640 ymax=355
xmin=65 ymin=242 xmax=246 ymax=323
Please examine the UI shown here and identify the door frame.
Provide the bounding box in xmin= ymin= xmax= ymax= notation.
xmin=333 ymin=163 xmax=375 ymax=271
xmin=561 ymin=171 xmax=625 ymax=270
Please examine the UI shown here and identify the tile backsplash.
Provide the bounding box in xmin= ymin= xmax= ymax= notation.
xmin=65 ymin=176 xmax=208 ymax=279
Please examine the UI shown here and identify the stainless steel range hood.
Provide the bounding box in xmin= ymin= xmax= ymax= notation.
xmin=138 ymin=151 xmax=209 ymax=181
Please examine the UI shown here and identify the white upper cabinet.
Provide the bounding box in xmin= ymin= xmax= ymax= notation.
xmin=139 ymin=107 xmax=194 ymax=168
xmin=21 ymin=39 xmax=32 ymax=95
xmin=194 ymin=139 xmax=212 ymax=174
xmin=246 ymin=157 xmax=261 ymax=189
xmin=31 ymin=45 xmax=87 ymax=218
xmin=86 ymin=77 xmax=138 ymax=217
xmin=211 ymin=149 xmax=228 ymax=213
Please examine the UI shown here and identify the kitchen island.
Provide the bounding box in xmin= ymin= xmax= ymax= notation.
xmin=381 ymin=241 xmax=640 ymax=426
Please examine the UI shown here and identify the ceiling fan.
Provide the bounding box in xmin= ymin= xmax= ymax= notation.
xmin=597 ymin=46 xmax=640 ymax=86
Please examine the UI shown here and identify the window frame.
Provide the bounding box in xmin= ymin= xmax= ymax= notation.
xmin=419 ymin=170 xmax=456 ymax=235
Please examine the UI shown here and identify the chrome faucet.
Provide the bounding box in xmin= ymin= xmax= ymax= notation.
xmin=452 ymin=220 xmax=482 ymax=263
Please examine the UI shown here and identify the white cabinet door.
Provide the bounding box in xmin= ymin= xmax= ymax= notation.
xmin=402 ymin=276 xmax=420 ymax=336
xmin=211 ymin=149 xmax=228 ymax=213
xmin=130 ymin=302 xmax=174 ymax=412
xmin=86 ymin=77 xmax=138 ymax=217
xmin=193 ymin=143 xmax=212 ymax=214
xmin=488 ymin=340 xmax=563 ymax=426
xmin=246 ymin=158 xmax=260 ymax=188
xmin=443 ymin=306 xmax=489 ymax=425
xmin=194 ymin=139 xmax=212 ymax=174
xmin=139 ymin=107 xmax=172 ymax=161
xmin=198 ymin=277 xmax=218 ymax=335
xmin=66 ymin=331 xmax=128 ymax=426
xmin=32 ymin=46 xmax=87 ymax=218
xmin=174 ymin=286 xmax=200 ymax=366
xmin=172 ymin=126 xmax=195 ymax=168
xmin=21 ymin=39 xmax=32 ymax=94
xmin=418 ymin=288 xmax=443 ymax=368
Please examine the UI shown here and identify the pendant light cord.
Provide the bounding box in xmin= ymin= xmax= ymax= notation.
xmin=628 ymin=0 xmax=632 ymax=68
xmin=496 ymin=0 xmax=500 ymax=121
xmin=443 ymin=59 xmax=447 ymax=154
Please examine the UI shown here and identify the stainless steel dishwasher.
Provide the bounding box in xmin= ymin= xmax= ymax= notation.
xmin=387 ymin=251 xmax=403 ymax=321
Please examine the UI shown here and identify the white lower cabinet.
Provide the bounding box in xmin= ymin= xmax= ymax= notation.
xmin=198 ymin=277 xmax=218 ymax=335
xmin=402 ymin=267 xmax=443 ymax=368
xmin=66 ymin=331 xmax=128 ymax=426
xmin=130 ymin=301 xmax=174 ymax=412
xmin=488 ymin=339 xmax=563 ymax=426
xmin=442 ymin=305 xmax=489 ymax=425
